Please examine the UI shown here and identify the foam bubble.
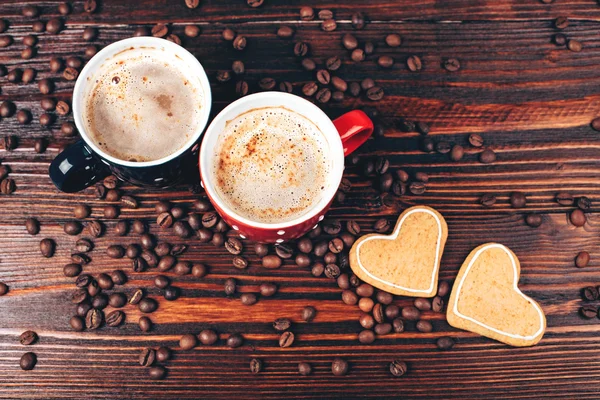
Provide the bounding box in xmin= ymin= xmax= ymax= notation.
xmin=84 ymin=48 xmax=204 ymax=162
xmin=212 ymin=107 xmax=331 ymax=224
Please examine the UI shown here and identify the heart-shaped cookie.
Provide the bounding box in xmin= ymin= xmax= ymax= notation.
xmin=447 ymin=243 xmax=546 ymax=347
xmin=349 ymin=206 xmax=448 ymax=297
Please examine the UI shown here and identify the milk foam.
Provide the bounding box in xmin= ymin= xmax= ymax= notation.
xmin=84 ymin=48 xmax=204 ymax=162
xmin=212 ymin=107 xmax=331 ymax=224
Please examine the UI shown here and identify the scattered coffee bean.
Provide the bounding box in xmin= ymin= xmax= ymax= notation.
xmin=577 ymin=196 xmax=591 ymax=210
xmin=151 ymin=23 xmax=168 ymax=38
xmin=107 ymin=245 xmax=125 ymax=259
xmin=25 ymin=218 xmax=40 ymax=235
xmin=106 ymin=310 xmax=124 ymax=327
xmin=279 ymin=331 xmax=295 ymax=347
xmin=389 ymin=360 xmax=407 ymax=377
xmin=97 ymin=274 xmax=113 ymax=290
xmin=555 ymin=16 xmax=569 ymax=29
xmin=84 ymin=0 xmax=98 ymax=13
xmin=138 ymin=298 xmax=158 ymax=313
xmin=148 ymin=366 xmax=167 ymax=380
xmin=358 ymin=329 xmax=375 ymax=344
xmin=437 ymin=337 xmax=455 ymax=350
xmin=570 ymin=209 xmax=586 ymax=227
xmin=331 ymin=358 xmax=349 ymax=376
xmin=351 ymin=48 xmax=365 ymax=62
xmin=277 ymin=25 xmax=294 ymax=39
xmin=407 ymin=55 xmax=422 ymax=72
xmin=240 ymin=293 xmax=258 ymax=306
xmin=402 ymin=306 xmax=420 ymax=321
xmin=580 ymin=305 xmax=597 ymax=319
xmin=139 ymin=316 xmax=152 ymax=332
xmin=298 ymin=362 xmax=312 ymax=375
xmin=139 ymin=348 xmax=156 ymax=367
xmin=432 ymin=296 xmax=444 ymax=313
xmin=582 ymin=286 xmax=598 ymax=301
xmin=301 ymin=306 xmax=316 ymax=322
xmin=373 ymin=218 xmax=390 ymax=233
xmin=480 ymin=194 xmax=497 ymax=207
xmin=259 ymin=283 xmax=278 ymax=297
xmin=20 ymin=352 xmax=37 ymax=371
xmin=224 ymin=278 xmax=237 ymax=296
xmin=19 ymin=331 xmax=38 ymax=346
xmin=233 ymin=35 xmax=247 ymax=50
xmin=366 ymin=86 xmax=384 ymax=101
xmin=227 ymin=333 xmax=244 ymax=348
xmin=85 ymin=308 xmax=103 ymax=330
xmin=510 ymin=192 xmax=527 ymax=208
xmin=479 ymin=148 xmax=496 ymax=163
xmin=414 ymin=298 xmax=432 ymax=311
xmin=575 ymin=251 xmax=590 ymax=268
xmin=525 ymin=214 xmax=543 ymax=228
xmin=180 ymin=334 xmax=197 ymax=350
xmin=185 ymin=0 xmax=200 ymax=8
xmin=70 ymin=316 xmax=85 ymax=331
xmin=40 ymin=238 xmax=55 ymax=258
xmin=63 ymin=263 xmax=82 ymax=277
xmin=416 ymin=320 xmax=433 ymax=333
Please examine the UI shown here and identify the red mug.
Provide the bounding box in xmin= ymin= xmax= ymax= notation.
xmin=199 ymin=92 xmax=373 ymax=243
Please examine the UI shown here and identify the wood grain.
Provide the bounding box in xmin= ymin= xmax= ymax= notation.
xmin=0 ymin=0 xmax=599 ymax=398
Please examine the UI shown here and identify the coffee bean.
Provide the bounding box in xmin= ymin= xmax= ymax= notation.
xmin=0 ymin=101 xmax=15 ymax=118
xmin=154 ymin=275 xmax=170 ymax=290
xmin=357 ymin=313 xmax=375 ymax=330
xmin=443 ymin=58 xmax=461 ymax=72
xmin=416 ymin=320 xmax=433 ymax=333
xmin=373 ymin=218 xmax=390 ymax=233
xmin=301 ymin=306 xmax=317 ymax=322
xmin=151 ymin=23 xmax=168 ymax=38
xmin=120 ymin=195 xmax=138 ymax=209
xmin=16 ymin=109 xmax=32 ymax=125
xmin=480 ymin=194 xmax=497 ymax=207
xmin=110 ymin=270 xmax=127 ymax=286
xmin=165 ymin=285 xmax=181 ymax=299
xmin=20 ymin=352 xmax=37 ymax=371
xmin=185 ymin=0 xmax=200 ymax=8
xmin=341 ymin=290 xmax=358 ymax=305
xmin=336 ymin=274 xmax=350 ymax=290
xmin=468 ymin=133 xmax=484 ymax=147
xmin=85 ymin=308 xmax=103 ymax=330
xmin=246 ymin=358 xmax=263 ymax=375
xmin=375 ymin=323 xmax=392 ymax=335
xmin=525 ymin=214 xmax=543 ymax=228
xmin=358 ymin=329 xmax=375 ymax=344
xmin=40 ymin=238 xmax=55 ymax=258
xmin=377 ymin=55 xmax=394 ymax=69
xmin=555 ymin=16 xmax=569 ymax=29
xmin=56 ymin=101 xmax=70 ymax=116
xmin=295 ymin=253 xmax=311 ymax=268
xmin=321 ymin=19 xmax=337 ymax=32
xmin=212 ymin=233 xmax=225 ymax=246
xmin=239 ymin=292 xmax=257 ymax=306
xmin=350 ymin=11 xmax=365 ymax=29
xmin=139 ymin=348 xmax=156 ymax=367
xmin=366 ymin=86 xmax=384 ymax=101
xmin=582 ymin=286 xmax=598 ymax=301
xmin=351 ymin=48 xmax=365 ymax=62
xmin=72 ymin=253 xmax=91 ymax=265
xmin=298 ymin=362 xmax=312 ymax=376
xmin=258 ymin=77 xmax=276 ymax=90
xmin=70 ymin=316 xmax=85 ymax=331
xmin=148 ymin=366 xmax=167 ymax=380
xmin=129 ymin=289 xmax=144 ymax=305
xmin=102 ymin=205 xmax=119 ymax=219
xmin=199 ymin=329 xmax=218 ymax=345
xmin=277 ymin=25 xmax=295 ymax=39
xmin=300 ymin=6 xmax=314 ymax=20
xmin=0 ymin=35 xmax=13 ymax=48
xmin=157 ymin=255 xmax=176 ymax=272
xmin=328 ymin=238 xmax=344 ymax=254
xmin=97 ymin=273 xmax=113 ymax=290
xmin=224 ymin=237 xmax=243 ymax=255
xmin=331 ymin=76 xmax=347 ymax=93
xmin=180 ymin=334 xmax=197 ymax=351
xmin=23 ymin=217 xmax=39 ymax=235
xmin=576 ymin=251 xmax=590 ymax=268
xmin=311 ymin=263 xmax=324 ymax=277
xmin=571 ymin=209 xmax=587 ymax=227
xmin=92 ymin=293 xmax=109 ymax=309
xmin=0 ymin=281 xmax=8 ymax=296
xmin=432 ymin=296 xmax=444 ymax=313
xmin=19 ymin=331 xmax=38 ymax=346
xmin=140 ymin=233 xmax=156 ymax=250
xmin=325 ymin=263 xmax=341 ymax=279
xmin=152 ymin=243 xmax=169 ymax=258
xmin=389 ymin=360 xmax=407 ymax=377
xmin=138 ymin=298 xmax=158 ymax=313
xmin=233 ymin=35 xmax=247 ymax=50
xmin=580 ymin=305 xmax=597 ymax=319
xmin=510 ymin=192 xmax=527 ymax=208
xmin=138 ymin=316 xmax=152 ymax=332
xmin=552 ymin=193 xmax=573 ymax=208
xmin=63 ymin=263 xmax=82 ymax=277
xmin=224 ymin=278 xmax=237 ymax=296
xmin=479 ymin=148 xmax=496 ymax=163
xmin=332 ymin=358 xmax=349 ymax=376
xmin=75 ymin=274 xmax=92 ymax=288
xmin=83 ymin=0 xmax=98 ymax=12
xmin=414 ymin=298 xmax=432 ymax=311
xmin=106 ymin=310 xmax=124 ymax=327
xmin=259 ymin=283 xmax=277 ymax=297
xmin=407 ymin=55 xmax=422 ymax=72
xmin=449 ymin=144 xmax=464 ymax=161
xmin=173 ymin=221 xmax=191 ymax=238
xmin=358 ymin=297 xmax=374 ymax=313
xmin=355 ymin=283 xmax=374 ymax=298
xmin=22 ymin=5 xmax=40 ymax=17
xmin=315 ymin=87 xmax=331 ymax=104
xmin=184 ymin=24 xmax=201 ymax=38
xmin=227 ymin=333 xmax=244 ymax=348
xmin=124 ymin=244 xmax=140 ymax=260
xmin=342 ymin=33 xmax=358 ymax=50
xmin=402 ymin=306 xmax=420 ymax=321
xmin=577 ymin=196 xmax=591 ymax=210
xmin=552 ymin=33 xmax=567 ymax=46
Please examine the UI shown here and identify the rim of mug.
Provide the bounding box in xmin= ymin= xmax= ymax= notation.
xmin=199 ymin=92 xmax=345 ymax=230
xmin=72 ymin=37 xmax=212 ymax=168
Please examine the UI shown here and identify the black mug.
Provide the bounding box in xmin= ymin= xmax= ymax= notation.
xmin=49 ymin=37 xmax=212 ymax=192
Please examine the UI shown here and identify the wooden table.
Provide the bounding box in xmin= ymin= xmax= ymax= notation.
xmin=0 ymin=0 xmax=599 ymax=398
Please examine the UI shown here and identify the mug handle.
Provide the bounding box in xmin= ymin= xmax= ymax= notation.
xmin=49 ymin=140 xmax=110 ymax=192
xmin=332 ymin=110 xmax=374 ymax=156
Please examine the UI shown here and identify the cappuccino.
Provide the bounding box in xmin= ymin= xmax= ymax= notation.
xmin=83 ymin=47 xmax=205 ymax=162
xmin=212 ymin=107 xmax=331 ymax=224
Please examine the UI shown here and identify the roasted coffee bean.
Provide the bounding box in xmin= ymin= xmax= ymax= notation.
xmin=0 ymin=282 xmax=7 ymax=296
xmin=140 ymin=233 xmax=156 ymax=250
xmin=75 ymin=274 xmax=93 ymax=288
xmin=0 ymin=35 xmax=13 ymax=48
xmin=165 ymin=286 xmax=180 ymax=300
xmin=316 ymin=88 xmax=331 ymax=103
xmin=366 ymin=86 xmax=384 ymax=101
xmin=575 ymin=251 xmax=590 ymax=268
xmin=22 ymin=5 xmax=40 ymax=17
xmin=16 ymin=109 xmax=32 ymax=124
xmin=296 ymin=253 xmax=311 ymax=268
xmin=468 ymin=133 xmax=484 ymax=147
xmin=173 ymin=221 xmax=191 ymax=238
xmin=124 ymin=244 xmax=140 ymax=260
xmin=227 ymin=333 xmax=243 ymax=348
xmin=325 ymin=263 xmax=341 ymax=279
xmin=240 ymin=293 xmax=258 ymax=306
xmin=420 ymin=137 xmax=435 ymax=152
xmin=139 ymin=348 xmax=156 ymax=367
xmin=185 ymin=24 xmax=200 ymax=38
xmin=324 ymin=56 xmax=341 ymax=72
xmin=84 ymin=0 xmax=98 ymax=13
xmin=211 ymin=232 xmax=225 ymax=247
xmin=510 ymin=192 xmax=527 ymax=208
xmin=580 ymin=305 xmax=597 ymax=319
xmin=356 ymin=284 xmax=374 ymax=298
xmin=389 ymin=360 xmax=408 ymax=377
xmin=0 ymin=101 xmax=15 ymax=118
xmin=155 ymin=201 xmax=171 ymax=214
xmin=311 ymin=262 xmax=325 ymax=277
xmin=292 ymin=41 xmax=309 ymax=57
xmin=148 ymin=366 xmax=167 ymax=380
xmin=112 ymin=220 xmax=128 ymax=236
xmin=555 ymin=192 xmax=574 ymax=206
xmin=224 ymin=277 xmax=236 ymax=296
xmin=87 ymin=280 xmax=100 ymax=296
xmin=34 ymin=138 xmax=47 ymax=154
xmin=157 ymin=255 xmax=176 ymax=272
xmin=435 ymin=140 xmax=451 ymax=154
xmin=129 ymin=289 xmax=144 ymax=305
xmin=555 ymin=16 xmax=569 ymax=29
xmin=342 ymin=33 xmax=358 ymax=50
xmin=138 ymin=316 xmax=152 ymax=332
xmin=450 ymin=144 xmax=464 ymax=161
xmin=437 ymin=281 xmax=450 ymax=297
xmin=138 ymin=298 xmax=158 ymax=313
xmin=577 ymin=196 xmax=591 ymax=210
xmin=273 ymin=243 xmax=293 ymax=260
xmin=71 ymin=253 xmax=91 ymax=265
xmin=328 ymin=238 xmax=344 ymax=254
xmin=525 ymin=214 xmax=543 ymax=228
xmin=358 ymin=297 xmax=374 ymax=313
xmin=103 ymin=205 xmax=119 ymax=219
xmin=32 ymin=21 xmax=45 ymax=33
xmin=233 ymin=35 xmax=247 ymax=50
xmin=392 ymin=317 xmax=405 ymax=333
xmin=358 ymin=330 xmax=375 ymax=344
xmin=337 ymin=274 xmax=350 ymax=290
xmin=40 ymin=238 xmax=55 ymax=258
xmin=166 ymin=33 xmax=181 ymax=45
xmin=59 ymin=121 xmax=76 ymax=137
xmin=553 ymin=33 xmax=567 ymax=46
xmin=172 ymin=206 xmax=186 ymax=218
xmin=24 ymin=217 xmax=40 ymax=235
xmin=443 ymin=58 xmax=461 ymax=72
xmin=224 ymin=237 xmax=243 ymax=255
xmin=20 ymin=352 xmax=37 ymax=371
xmin=247 ymin=358 xmax=263 ymax=374
xmin=432 ymin=296 xmax=444 ymax=313
xmin=63 ymin=67 xmax=79 ymax=81
xmin=19 ymin=330 xmax=38 ymax=346
xmin=378 ymin=56 xmax=394 ymax=68
xmin=105 ymin=245 xmax=124 ymax=259
xmin=582 ymin=286 xmax=598 ymax=301
xmin=407 ymin=55 xmax=422 ymax=72
xmin=200 ymin=211 xmax=217 ymax=228
xmin=47 ymin=18 xmax=64 ymax=34
xmin=437 ymin=336 xmax=455 ymax=350
xmin=7 ymin=68 xmax=22 ymax=83
xmin=416 ymin=320 xmax=433 ymax=333
xmin=402 ymin=306 xmax=420 ymax=321
xmin=277 ymin=25 xmax=295 ymax=39
xmin=373 ymin=218 xmax=390 ymax=233
xmin=571 ymin=209 xmax=587 ymax=227
xmin=383 ymin=305 xmax=399 ymax=320
xmin=154 ymin=275 xmax=171 ymax=289
xmin=180 ymin=334 xmax=197 ymax=351
xmin=301 ymin=82 xmax=318 ymax=97
xmin=70 ymin=316 xmax=85 ymax=331
xmin=351 ymin=48 xmax=365 ymax=62
xmin=97 ymin=273 xmax=113 ymax=290
xmin=332 ymin=358 xmax=349 ymax=376
xmin=479 ymin=148 xmax=496 ymax=163
xmin=301 ymin=305 xmax=317 ymax=322
xmin=414 ymin=298 xmax=432 ymax=311
xmin=358 ymin=313 xmax=375 ymax=329
xmin=216 ymin=70 xmax=231 ymax=83
xmin=85 ymin=308 xmax=103 ymax=330
xmin=372 ymin=303 xmax=385 ymax=323
xmin=22 ymin=68 xmax=36 ymax=83
xmin=106 ymin=310 xmax=124 ymax=327
xmin=342 ymin=290 xmax=358 ymax=305
xmin=154 ymin=243 xmax=171 ymax=257
xmin=110 ymin=270 xmax=127 ymax=286
xmin=120 ymin=195 xmax=138 ymax=209
xmin=257 ymin=283 xmax=277 ymax=297
xmin=151 ymin=23 xmax=168 ymax=38
xmin=480 ymin=194 xmax=497 ymax=207
xmin=299 ymin=6 xmax=315 ymax=20
xmin=321 ymin=19 xmax=337 ymax=32
xmin=297 ymin=362 xmax=312 ymax=376
xmin=85 ymin=44 xmax=99 ymax=58
xmin=92 ymin=293 xmax=109 ymax=309
xmin=63 ymin=263 xmax=82 ymax=277
xmin=301 ymin=58 xmax=316 ymax=72
xmin=375 ymin=323 xmax=392 ymax=335
xmin=56 ymin=101 xmax=70 ymax=116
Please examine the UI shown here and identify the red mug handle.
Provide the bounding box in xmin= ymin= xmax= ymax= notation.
xmin=333 ymin=110 xmax=374 ymax=156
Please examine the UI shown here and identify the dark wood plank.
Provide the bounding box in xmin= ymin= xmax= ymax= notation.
xmin=0 ymin=0 xmax=599 ymax=399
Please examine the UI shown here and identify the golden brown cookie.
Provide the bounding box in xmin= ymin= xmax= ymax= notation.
xmin=447 ymin=243 xmax=546 ymax=347
xmin=349 ymin=206 xmax=448 ymax=297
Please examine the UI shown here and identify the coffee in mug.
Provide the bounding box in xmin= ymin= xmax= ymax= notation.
xmin=211 ymin=106 xmax=332 ymax=224
xmin=82 ymin=46 xmax=206 ymax=162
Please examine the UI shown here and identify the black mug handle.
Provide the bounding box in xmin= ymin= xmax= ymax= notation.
xmin=49 ymin=140 xmax=110 ymax=192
